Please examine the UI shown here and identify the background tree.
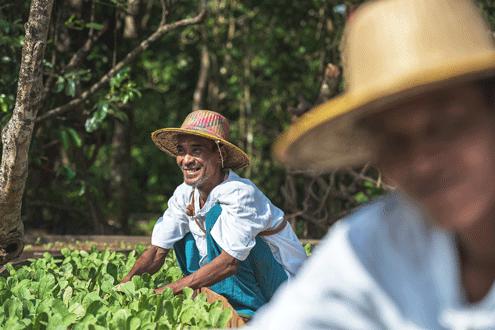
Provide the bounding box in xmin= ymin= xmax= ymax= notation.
xmin=0 ymin=0 xmax=54 ymax=263
xmin=0 ymin=0 xmax=493 ymax=260
xmin=0 ymin=0 xmax=204 ymax=263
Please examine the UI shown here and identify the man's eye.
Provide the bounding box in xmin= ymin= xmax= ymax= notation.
xmin=177 ymin=147 xmax=185 ymax=155
xmin=192 ymin=148 xmax=202 ymax=156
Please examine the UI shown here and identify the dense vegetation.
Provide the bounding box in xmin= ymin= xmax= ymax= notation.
xmin=0 ymin=248 xmax=233 ymax=329
xmin=1 ymin=0 xmax=494 ymax=238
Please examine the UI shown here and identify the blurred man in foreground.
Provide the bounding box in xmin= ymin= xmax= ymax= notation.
xmin=251 ymin=0 xmax=495 ymax=328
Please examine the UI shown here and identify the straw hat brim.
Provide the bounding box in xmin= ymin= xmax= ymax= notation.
xmin=274 ymin=53 xmax=495 ymax=172
xmin=151 ymin=128 xmax=250 ymax=170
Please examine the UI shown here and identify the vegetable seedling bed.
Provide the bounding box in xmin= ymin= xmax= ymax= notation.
xmin=1 ymin=241 xmax=245 ymax=328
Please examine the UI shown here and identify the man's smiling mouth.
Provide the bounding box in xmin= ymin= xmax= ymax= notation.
xmin=183 ymin=167 xmax=201 ymax=175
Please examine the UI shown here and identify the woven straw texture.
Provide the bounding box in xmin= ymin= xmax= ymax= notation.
xmin=151 ymin=110 xmax=249 ymax=170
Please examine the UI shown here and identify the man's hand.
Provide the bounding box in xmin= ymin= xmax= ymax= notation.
xmin=120 ymin=245 xmax=169 ymax=284
xmin=154 ymin=284 xmax=172 ymax=294
xmin=155 ymin=250 xmax=238 ymax=295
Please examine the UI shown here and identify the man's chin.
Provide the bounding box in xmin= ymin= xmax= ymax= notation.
xmin=183 ymin=176 xmax=205 ymax=188
xmin=184 ymin=179 xmax=199 ymax=187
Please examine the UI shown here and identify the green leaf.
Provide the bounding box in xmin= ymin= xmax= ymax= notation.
xmin=85 ymin=300 xmax=105 ymax=316
xmin=61 ymin=165 xmax=76 ymax=180
xmin=68 ymin=303 xmax=85 ymax=320
xmin=107 ymin=108 xmax=128 ymax=122
xmin=100 ymin=274 xmax=115 ymax=293
xmin=117 ymin=281 xmax=136 ymax=295
xmin=59 ymin=129 xmax=70 ymax=151
xmin=66 ymin=128 xmax=82 ymax=148
xmin=85 ymin=102 xmax=109 ymax=133
xmin=106 ymin=263 xmax=118 ymax=280
xmin=354 ymin=192 xmax=369 ymax=204
xmin=216 ymin=308 xmax=232 ymax=328
xmin=208 ymin=306 xmax=222 ymax=326
xmin=82 ymin=291 xmax=101 ymax=308
xmin=52 ymin=299 xmax=70 ymax=319
xmin=182 ymin=287 xmax=194 ymax=300
xmin=54 ymin=76 xmax=65 ymax=93
xmin=65 ymin=79 xmax=76 ymax=97
xmin=63 ymin=286 xmax=73 ymax=306
xmin=111 ymin=309 xmax=130 ymax=329
xmin=85 ymin=22 xmax=104 ymax=30
xmin=128 ymin=316 xmax=141 ymax=330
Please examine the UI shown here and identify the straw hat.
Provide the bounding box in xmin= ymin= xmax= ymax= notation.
xmin=151 ymin=110 xmax=249 ymax=170
xmin=274 ymin=0 xmax=495 ymax=171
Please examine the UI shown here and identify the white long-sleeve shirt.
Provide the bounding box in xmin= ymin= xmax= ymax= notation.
xmin=250 ymin=194 xmax=495 ymax=329
xmin=151 ymin=170 xmax=307 ymax=278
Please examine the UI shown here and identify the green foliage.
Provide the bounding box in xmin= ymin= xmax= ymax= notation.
xmin=0 ymin=4 xmax=26 ymax=119
xmin=0 ymin=249 xmax=232 ymax=329
xmin=304 ymin=243 xmax=312 ymax=256
xmin=0 ymin=0 xmax=493 ymax=236
xmin=54 ymin=69 xmax=92 ymax=97
xmin=0 ymin=93 xmax=14 ymax=113
xmin=64 ymin=15 xmax=104 ymax=31
xmin=86 ymin=68 xmax=141 ymax=133
xmin=353 ymin=180 xmax=384 ymax=204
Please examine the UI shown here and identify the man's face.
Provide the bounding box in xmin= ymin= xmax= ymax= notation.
xmin=176 ymin=134 xmax=222 ymax=189
xmin=368 ymin=84 xmax=495 ymax=231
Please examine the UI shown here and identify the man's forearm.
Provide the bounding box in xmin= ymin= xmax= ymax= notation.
xmin=159 ymin=250 xmax=238 ymax=294
xmin=121 ymin=245 xmax=169 ymax=283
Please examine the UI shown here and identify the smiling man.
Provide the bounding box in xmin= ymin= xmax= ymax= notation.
xmin=250 ymin=0 xmax=495 ymax=329
xmin=120 ymin=110 xmax=306 ymax=318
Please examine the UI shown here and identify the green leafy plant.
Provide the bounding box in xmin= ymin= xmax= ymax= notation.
xmin=0 ymin=249 xmax=232 ymax=329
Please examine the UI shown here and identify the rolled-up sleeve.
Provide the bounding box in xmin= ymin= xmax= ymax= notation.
xmin=151 ymin=185 xmax=191 ymax=249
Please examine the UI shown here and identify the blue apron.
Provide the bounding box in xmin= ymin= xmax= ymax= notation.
xmin=173 ymin=203 xmax=288 ymax=317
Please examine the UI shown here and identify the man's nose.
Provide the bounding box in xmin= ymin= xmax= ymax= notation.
xmin=407 ymin=140 xmax=440 ymax=177
xmin=183 ymin=153 xmax=195 ymax=164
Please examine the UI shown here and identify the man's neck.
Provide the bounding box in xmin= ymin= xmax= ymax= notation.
xmin=456 ymin=213 xmax=495 ymax=303
xmin=197 ymin=170 xmax=228 ymax=207
xmin=457 ymin=219 xmax=495 ymax=268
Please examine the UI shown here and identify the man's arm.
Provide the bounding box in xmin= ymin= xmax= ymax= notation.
xmin=121 ymin=245 xmax=169 ymax=283
xmin=155 ymin=250 xmax=238 ymax=294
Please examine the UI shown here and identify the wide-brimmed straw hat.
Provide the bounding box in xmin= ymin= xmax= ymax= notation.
xmin=151 ymin=110 xmax=250 ymax=170
xmin=274 ymin=0 xmax=495 ymax=172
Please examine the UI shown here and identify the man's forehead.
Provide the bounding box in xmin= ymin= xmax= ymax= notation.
xmin=177 ymin=134 xmax=214 ymax=147
xmin=364 ymin=84 xmax=482 ymax=132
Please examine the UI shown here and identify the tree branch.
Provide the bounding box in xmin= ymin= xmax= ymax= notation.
xmin=160 ymin=0 xmax=168 ymax=25
xmin=37 ymin=9 xmax=206 ymax=122
xmin=65 ymin=24 xmax=109 ymax=72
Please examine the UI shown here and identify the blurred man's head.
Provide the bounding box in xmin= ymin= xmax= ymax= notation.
xmin=274 ymin=0 xmax=495 ymax=174
xmin=363 ymin=81 xmax=495 ymax=231
xmin=274 ymin=1 xmax=495 ymax=231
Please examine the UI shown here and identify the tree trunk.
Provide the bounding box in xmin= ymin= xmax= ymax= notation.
xmin=192 ymin=25 xmax=210 ymax=111
xmin=123 ymin=0 xmax=140 ymax=39
xmin=0 ymin=0 xmax=54 ymax=264
xmin=110 ymin=111 xmax=133 ymax=233
xmin=107 ymin=4 xmax=140 ymax=234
